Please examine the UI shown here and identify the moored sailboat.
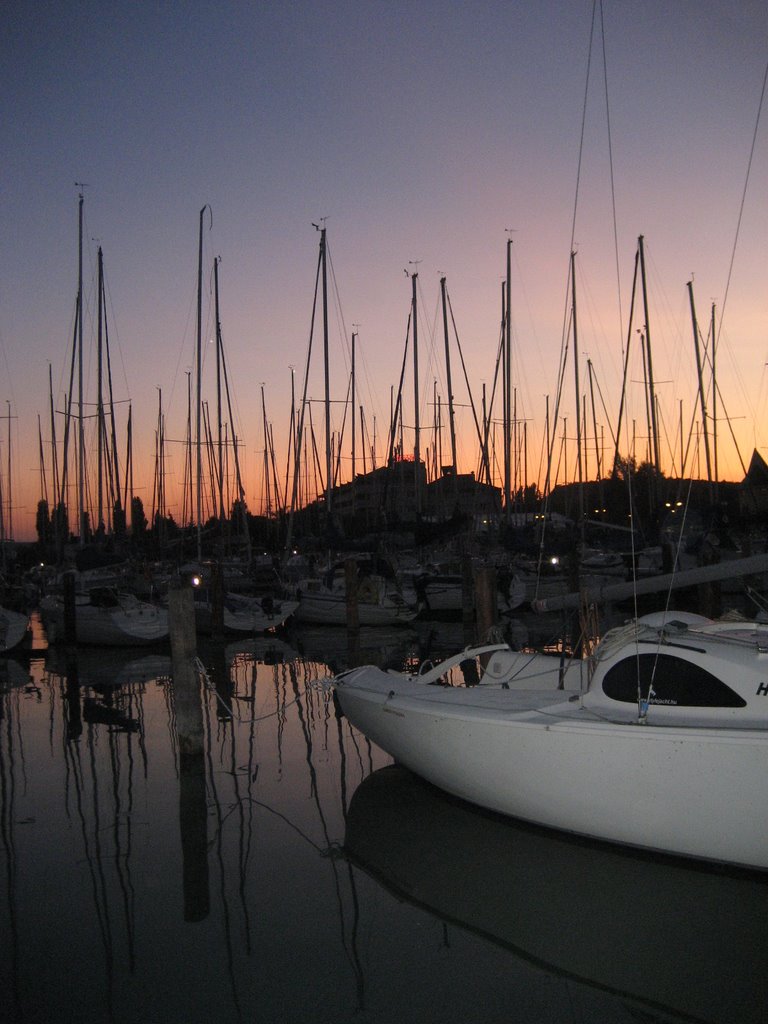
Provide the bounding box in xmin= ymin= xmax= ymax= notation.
xmin=333 ymin=611 xmax=768 ymax=870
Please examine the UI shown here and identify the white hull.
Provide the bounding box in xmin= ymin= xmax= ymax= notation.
xmin=335 ymin=620 xmax=768 ymax=871
xmin=40 ymin=593 xmax=169 ymax=646
xmin=294 ymin=576 xmax=417 ymax=627
xmin=192 ymin=593 xmax=298 ymax=634
xmin=0 ymin=606 xmax=30 ymax=653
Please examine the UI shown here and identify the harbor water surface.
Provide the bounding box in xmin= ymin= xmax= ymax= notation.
xmin=1 ymin=617 xmax=765 ymax=1024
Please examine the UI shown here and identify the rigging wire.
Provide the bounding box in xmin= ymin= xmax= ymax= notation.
xmin=717 ymin=57 xmax=768 ymax=351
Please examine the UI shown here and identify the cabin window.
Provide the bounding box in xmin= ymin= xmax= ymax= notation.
xmin=602 ymin=653 xmax=746 ymax=708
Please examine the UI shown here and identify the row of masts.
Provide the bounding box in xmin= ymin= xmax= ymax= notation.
xmin=35 ymin=200 xmax=733 ymax=555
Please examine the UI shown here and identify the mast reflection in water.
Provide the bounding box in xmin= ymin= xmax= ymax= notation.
xmin=1 ymin=626 xmax=763 ymax=1024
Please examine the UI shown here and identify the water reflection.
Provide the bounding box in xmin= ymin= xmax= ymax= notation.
xmin=1 ymin=628 xmax=759 ymax=1024
xmin=345 ymin=765 xmax=768 ymax=1024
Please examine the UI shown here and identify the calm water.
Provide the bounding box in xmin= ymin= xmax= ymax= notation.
xmin=1 ymin=618 xmax=766 ymax=1024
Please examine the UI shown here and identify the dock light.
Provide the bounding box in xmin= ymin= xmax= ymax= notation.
xmin=191 ymin=575 xmax=201 ymax=587
xmin=550 ymin=556 xmax=559 ymax=566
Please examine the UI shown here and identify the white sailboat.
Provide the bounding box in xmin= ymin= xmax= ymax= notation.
xmin=39 ymin=586 xmax=169 ymax=646
xmin=333 ymin=611 xmax=768 ymax=870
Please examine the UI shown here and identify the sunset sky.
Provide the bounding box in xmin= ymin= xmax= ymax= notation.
xmin=1 ymin=1 xmax=766 ymax=541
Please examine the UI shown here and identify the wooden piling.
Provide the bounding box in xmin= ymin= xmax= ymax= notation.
xmin=169 ymin=579 xmax=209 ymax=921
xmin=474 ymin=566 xmax=498 ymax=644
xmin=169 ymin=580 xmax=202 ymax=755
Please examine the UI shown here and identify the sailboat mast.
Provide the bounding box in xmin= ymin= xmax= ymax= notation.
xmin=97 ymin=246 xmax=105 ymax=532
xmin=613 ymin=248 xmax=639 ymax=474
xmin=411 ymin=270 xmax=420 ymax=511
xmin=6 ymin=403 xmax=12 ymax=540
xmin=440 ymin=276 xmax=458 ymax=477
xmin=48 ymin=364 xmax=59 ymax=510
xmin=687 ymin=280 xmax=713 ymax=494
xmin=570 ymin=251 xmax=584 ymax=535
xmin=711 ymin=302 xmax=718 ymax=493
xmin=195 ymin=206 xmax=206 ymax=560
xmin=504 ymin=238 xmax=512 ymax=520
xmin=351 ymin=330 xmax=356 ymax=481
xmin=320 ymin=227 xmax=332 ymax=516
xmin=38 ymin=414 xmax=48 ymax=507
xmin=213 ymin=255 xmax=226 ymax=522
xmin=638 ymin=235 xmax=661 ymax=474
xmin=76 ymin=188 xmax=86 ymax=545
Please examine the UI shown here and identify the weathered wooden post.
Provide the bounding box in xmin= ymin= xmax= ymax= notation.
xmin=169 ymin=580 xmax=201 ymax=750
xmin=474 ymin=566 xmax=498 ymax=644
xmin=169 ymin=579 xmax=209 ymax=922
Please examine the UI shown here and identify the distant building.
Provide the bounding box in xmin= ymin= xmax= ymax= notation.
xmin=331 ymin=457 xmax=428 ymax=526
xmin=423 ymin=469 xmax=501 ymax=521
xmin=327 ymin=461 xmax=501 ymax=528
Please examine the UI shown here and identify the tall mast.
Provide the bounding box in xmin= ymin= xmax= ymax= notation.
xmin=214 ymin=255 xmax=225 ymax=522
xmin=687 ymin=279 xmax=713 ymax=494
xmin=570 ymin=251 xmax=584 ymax=537
xmin=440 ymin=276 xmax=458 ymax=477
xmin=6 ymin=403 xmax=12 ymax=540
xmin=613 ymin=248 xmax=639 ymax=474
xmin=38 ymin=414 xmax=47 ymax=507
xmin=48 ymin=364 xmax=59 ymax=510
xmin=711 ymin=302 xmax=719 ymax=494
xmin=97 ymin=245 xmax=105 ymax=532
xmin=638 ymin=235 xmax=661 ymax=474
xmin=102 ymin=263 xmax=121 ymax=522
xmin=320 ymin=226 xmax=332 ymax=516
xmin=76 ymin=188 xmax=86 ymax=545
xmin=195 ymin=206 xmax=207 ymax=561
xmin=125 ymin=403 xmax=133 ymax=527
xmin=504 ymin=238 xmax=512 ymax=520
xmin=587 ymin=359 xmax=601 ymax=479
xmin=411 ymin=269 xmax=420 ymax=512
xmin=351 ymin=330 xmax=356 ymax=481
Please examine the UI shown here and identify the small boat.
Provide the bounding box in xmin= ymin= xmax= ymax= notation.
xmin=333 ymin=611 xmax=768 ymax=870
xmin=294 ymin=572 xmax=417 ymax=627
xmin=39 ymin=586 xmax=169 ymax=646
xmin=189 ymin=586 xmax=298 ymax=635
xmin=0 ymin=605 xmax=31 ymax=654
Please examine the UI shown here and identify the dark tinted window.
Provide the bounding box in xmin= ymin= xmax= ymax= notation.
xmin=602 ymin=652 xmax=746 ymax=708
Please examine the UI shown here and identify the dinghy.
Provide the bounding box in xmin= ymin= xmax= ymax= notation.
xmin=333 ymin=611 xmax=768 ymax=870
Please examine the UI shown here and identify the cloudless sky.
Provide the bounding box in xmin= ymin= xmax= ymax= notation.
xmin=1 ymin=1 xmax=766 ymax=540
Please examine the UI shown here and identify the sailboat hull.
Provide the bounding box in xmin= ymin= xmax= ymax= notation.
xmin=335 ymin=663 xmax=768 ymax=871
